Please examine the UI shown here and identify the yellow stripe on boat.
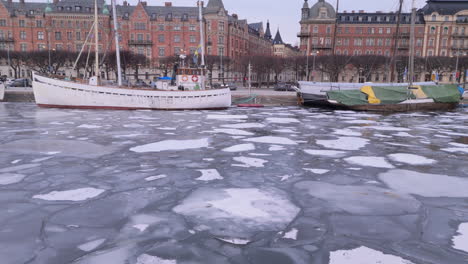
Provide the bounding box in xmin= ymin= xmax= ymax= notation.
xmin=360 ymin=86 xmax=381 ymax=104
xmin=410 ymin=85 xmax=428 ymax=99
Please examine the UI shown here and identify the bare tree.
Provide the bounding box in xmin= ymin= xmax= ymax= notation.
xmin=317 ymin=55 xmax=351 ymax=82
xmin=349 ymin=55 xmax=388 ymax=83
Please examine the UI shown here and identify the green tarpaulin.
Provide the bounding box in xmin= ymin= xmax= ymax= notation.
xmin=327 ymin=90 xmax=368 ymax=106
xmin=421 ymin=84 xmax=461 ymax=103
xmin=369 ymin=86 xmax=414 ymax=104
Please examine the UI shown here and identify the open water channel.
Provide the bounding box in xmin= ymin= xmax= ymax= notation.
xmin=0 ymin=103 xmax=467 ymax=264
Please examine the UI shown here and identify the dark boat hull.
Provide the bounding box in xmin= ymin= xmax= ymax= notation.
xmin=330 ymin=102 xmax=459 ymax=112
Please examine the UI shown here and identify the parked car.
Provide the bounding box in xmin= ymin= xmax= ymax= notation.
xmin=274 ymin=83 xmax=296 ymax=91
xmin=9 ymin=78 xmax=30 ymax=87
xmin=134 ymin=79 xmax=149 ymax=87
xmin=226 ymin=82 xmax=238 ymax=91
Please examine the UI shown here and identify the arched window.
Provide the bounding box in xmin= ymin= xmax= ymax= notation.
xmin=443 ymin=27 xmax=449 ymax=34
xmin=430 ymin=26 xmax=436 ymax=34
xmin=432 ymin=15 xmax=436 ymax=21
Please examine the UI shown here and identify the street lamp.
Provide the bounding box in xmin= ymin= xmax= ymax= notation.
xmin=311 ymin=50 xmax=319 ymax=81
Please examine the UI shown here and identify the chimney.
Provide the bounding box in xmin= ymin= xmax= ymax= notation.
xmin=343 ymin=10 xmax=347 ymax=13
xmin=351 ymin=10 xmax=355 ymax=13
xmin=232 ymin=13 xmax=238 ymax=19
xmin=53 ymin=0 xmax=59 ymax=4
xmin=19 ymin=0 xmax=25 ymax=4
xmin=359 ymin=10 xmax=364 ymax=13
xmin=165 ymin=2 xmax=172 ymax=7
xmin=141 ymin=1 xmax=147 ymax=6
xmin=123 ymin=1 xmax=128 ymax=6
xmin=7 ymin=0 xmax=12 ymax=4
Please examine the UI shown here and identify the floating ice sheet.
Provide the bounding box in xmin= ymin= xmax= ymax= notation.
xmin=78 ymin=238 xmax=106 ymax=252
xmin=221 ymin=123 xmax=265 ymax=129
xmin=304 ymin=149 xmax=346 ymax=157
xmin=207 ymin=115 xmax=248 ymax=120
xmin=388 ymin=153 xmax=436 ymax=165
xmin=233 ymin=156 xmax=268 ymax=168
xmin=452 ymin=223 xmax=468 ymax=253
xmin=283 ymin=228 xmax=298 ymax=240
xmin=136 ymin=254 xmax=176 ymax=264
xmin=344 ymin=156 xmax=395 ymax=169
xmin=243 ymin=136 xmax=297 ymax=145
xmin=379 ymin=170 xmax=468 ymax=197
xmin=130 ymin=138 xmax=209 ymax=153
xmin=329 ymin=246 xmax=415 ymax=264
xmin=303 ymin=168 xmax=329 ymax=174
xmin=196 ymin=169 xmax=223 ymax=181
xmin=222 ymin=143 xmax=255 ymax=152
xmin=316 ymin=137 xmax=369 ymax=151
xmin=145 ymin=175 xmax=167 ymax=181
xmin=211 ymin=128 xmax=254 ymax=136
xmin=0 ymin=173 xmax=26 ymax=185
xmin=266 ymin=117 xmax=300 ymax=124
xmin=33 ymin=188 xmax=105 ymax=201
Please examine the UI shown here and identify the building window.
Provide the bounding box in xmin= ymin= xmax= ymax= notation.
xmin=76 ymin=32 xmax=81 ymax=41
xmin=173 ymin=24 xmax=181 ymax=31
xmin=445 ymin=16 xmax=449 ymax=22
xmin=67 ymin=32 xmax=72 ymax=40
xmin=386 ymin=28 xmax=391 ymax=34
xmin=38 ymin=44 xmax=45 ymax=51
xmin=190 ymin=35 xmax=196 ymax=43
xmin=416 ymin=39 xmax=422 ymax=47
xmin=386 ymin=38 xmax=391 ymax=46
xmin=356 ymin=27 xmax=362 ymax=34
xmin=326 ymin=26 xmax=331 ymax=34
xmin=19 ymin=20 xmax=25 ymax=27
xmin=0 ymin=20 xmax=6 ymax=26
xmin=428 ymin=50 xmax=433 ymax=56
xmin=37 ymin=31 xmax=44 ymax=40
xmin=432 ymin=15 xmax=436 ymax=21
xmin=159 ymin=24 xmax=165 ymax=31
xmin=430 ymin=27 xmax=436 ymax=34
xmin=36 ymin=20 xmax=43 ymax=28
xmin=219 ymin=21 xmax=225 ymax=31
xmin=313 ymin=26 xmax=318 ymax=33
xmin=218 ymin=47 xmax=224 ymax=56
xmin=158 ymin=47 xmax=165 ymax=57
xmin=55 ymin=32 xmax=62 ymax=40
xmin=174 ymin=35 xmax=180 ymax=43
xmin=158 ymin=34 xmax=165 ymax=43
xmin=56 ymin=44 xmax=62 ymax=50
xmin=20 ymin=43 xmax=27 ymax=51
xmin=218 ymin=36 xmax=224 ymax=45
xmin=189 ymin=25 xmax=196 ymax=31
xmin=443 ymin=27 xmax=449 ymax=34
xmin=429 ymin=38 xmax=434 ymax=47
xmin=20 ymin=31 xmax=26 ymax=40
xmin=174 ymin=47 xmax=181 ymax=55
xmin=137 ymin=33 xmax=143 ymax=41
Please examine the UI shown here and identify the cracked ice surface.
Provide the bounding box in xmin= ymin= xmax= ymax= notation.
xmin=0 ymin=103 xmax=467 ymax=263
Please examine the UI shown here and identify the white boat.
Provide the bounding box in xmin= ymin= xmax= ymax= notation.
xmin=32 ymin=0 xmax=231 ymax=110
xmin=0 ymin=82 xmax=4 ymax=101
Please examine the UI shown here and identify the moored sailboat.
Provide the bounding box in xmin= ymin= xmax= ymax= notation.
xmin=32 ymin=0 xmax=231 ymax=110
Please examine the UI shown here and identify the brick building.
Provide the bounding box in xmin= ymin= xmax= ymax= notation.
xmin=0 ymin=0 xmax=276 ymax=79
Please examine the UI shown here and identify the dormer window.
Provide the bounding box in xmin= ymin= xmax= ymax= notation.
xmin=320 ymin=12 xmax=326 ymax=18
xmin=75 ymin=6 xmax=81 ymax=12
xmin=432 ymin=14 xmax=436 ymax=21
xmin=182 ymin=13 xmax=188 ymax=21
xmin=66 ymin=6 xmax=71 ymax=11
xmin=58 ymin=6 xmax=63 ymax=11
xmin=166 ymin=13 xmax=172 ymax=21
xmin=151 ymin=13 xmax=157 ymax=20
xmin=124 ymin=12 xmax=129 ymax=17
xmin=29 ymin=10 xmax=34 ymax=15
xmin=86 ymin=7 xmax=91 ymax=13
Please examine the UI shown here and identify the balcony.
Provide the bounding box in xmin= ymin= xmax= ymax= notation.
xmin=297 ymin=31 xmax=310 ymax=37
xmin=451 ymin=45 xmax=468 ymax=50
xmin=397 ymin=44 xmax=409 ymax=50
xmin=400 ymin=32 xmax=410 ymax=38
xmin=128 ymin=40 xmax=153 ymax=46
xmin=314 ymin=44 xmax=333 ymax=49
xmin=451 ymin=33 xmax=467 ymax=38
xmin=0 ymin=37 xmax=14 ymax=43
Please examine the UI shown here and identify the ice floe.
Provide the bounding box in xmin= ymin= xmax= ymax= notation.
xmin=243 ymin=136 xmax=297 ymax=145
xmin=0 ymin=163 xmax=40 ymax=173
xmin=211 ymin=128 xmax=254 ymax=136
xmin=441 ymin=147 xmax=468 ymax=154
xmin=0 ymin=173 xmax=26 ymax=185
xmin=136 ymin=254 xmax=176 ymax=264
xmin=269 ymin=145 xmax=286 ymax=151
xmin=316 ymin=137 xmax=369 ymax=151
xmin=133 ymin=224 xmax=149 ymax=232
xmin=222 ymin=143 xmax=255 ymax=152
xmin=388 ymin=153 xmax=436 ymax=165
xmin=333 ymin=128 xmax=362 ymax=137
xmin=344 ymin=156 xmax=395 ymax=169
xmin=77 ymin=124 xmax=102 ymax=129
xmin=283 ymin=228 xmax=298 ymax=240
xmin=196 ymin=169 xmax=223 ymax=181
xmin=452 ymin=223 xmax=468 ymax=253
xmin=304 ymin=149 xmax=346 ymax=157
xmin=233 ymin=156 xmax=268 ymax=168
xmin=207 ymin=114 xmax=248 ymax=120
xmin=78 ymin=238 xmax=106 ymax=252
xmin=329 ymin=246 xmax=415 ymax=264
xmin=33 ymin=188 xmax=106 ymax=201
xmin=173 ymin=187 xmax=300 ymax=238
xmin=130 ymin=138 xmax=209 ymax=153
xmin=145 ymin=175 xmax=168 ymax=181
xmin=379 ymin=170 xmax=468 ymax=197
xmin=266 ymin=117 xmax=300 ymax=124
xmin=303 ymin=168 xmax=330 ymax=174
xmin=221 ymin=123 xmax=265 ymax=129
xmin=294 ymin=181 xmax=421 ymax=215
xmin=365 ymin=126 xmax=411 ymax=132
xmin=217 ymin=237 xmax=251 ymax=245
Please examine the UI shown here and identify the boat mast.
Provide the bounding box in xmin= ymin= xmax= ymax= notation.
xmin=390 ymin=0 xmax=404 ymax=83
xmin=332 ymin=0 xmax=340 ymax=55
xmin=94 ymin=0 xmax=99 ymax=82
xmin=408 ymin=0 xmax=416 ymax=87
xmin=198 ymin=1 xmax=205 ymax=67
xmin=111 ymin=0 xmax=122 ymax=86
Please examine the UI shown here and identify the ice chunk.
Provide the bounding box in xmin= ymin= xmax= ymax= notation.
xmin=243 ymin=136 xmax=297 ymax=145
xmin=78 ymin=238 xmax=106 ymax=252
xmin=196 ymin=169 xmax=223 ymax=181
xmin=133 ymin=224 xmax=149 ymax=232
xmin=283 ymin=228 xmax=298 ymax=240
xmin=0 ymin=163 xmax=40 ymax=173
xmin=217 ymin=237 xmax=251 ymax=245
xmin=388 ymin=153 xmax=436 ymax=165
xmin=0 ymin=173 xmax=26 ymax=185
xmin=207 ymin=115 xmax=248 ymax=120
xmin=173 ymin=187 xmax=300 ymax=238
xmin=344 ymin=156 xmax=394 ymax=169
xmin=145 ymin=175 xmax=167 ymax=181
xmin=33 ymin=188 xmax=105 ymax=201
xmin=266 ymin=117 xmax=300 ymax=124
xmin=366 ymin=126 xmax=411 ymax=132
xmin=333 ymin=129 xmax=362 ymax=137
xmin=212 ymin=128 xmax=254 ymax=136
xmin=274 ymin=129 xmax=297 ymax=133
xmin=269 ymin=145 xmax=285 ymax=151
xmin=233 ymin=156 xmax=268 ymax=168
xmin=77 ymin=124 xmax=102 ymax=129
xmin=222 ymin=143 xmax=255 ymax=152
xmin=304 ymin=149 xmax=346 ymax=157
xmin=452 ymin=223 xmax=468 ymax=253
xmin=294 ymin=181 xmax=421 ymax=215
xmin=441 ymin=147 xmax=468 ymax=154
xmin=303 ymin=168 xmax=329 ymax=174
xmin=316 ymin=137 xmax=369 ymax=150
xmin=330 ymin=246 xmax=415 ymax=264
xmin=379 ymin=170 xmax=468 ymax=197
xmin=221 ymin=123 xmax=265 ymax=129
xmin=136 ymin=254 xmax=176 ymax=264
xmin=130 ymin=138 xmax=209 ymax=153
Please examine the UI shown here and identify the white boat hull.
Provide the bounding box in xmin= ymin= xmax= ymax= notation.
xmin=0 ymin=83 xmax=4 ymax=101
xmin=32 ymin=73 xmax=231 ymax=110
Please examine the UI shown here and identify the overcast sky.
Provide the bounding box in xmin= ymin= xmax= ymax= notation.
xmin=139 ymin=0 xmax=428 ymax=45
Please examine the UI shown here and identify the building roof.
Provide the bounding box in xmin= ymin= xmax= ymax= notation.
xmin=272 ymin=29 xmax=284 ymax=45
xmin=309 ymin=0 xmax=336 ymax=19
xmin=337 ymin=12 xmax=425 ymax=24
xmin=420 ymin=0 xmax=468 ymax=15
xmin=205 ymin=0 xmax=225 ymax=14
xmin=265 ymin=21 xmax=272 ymax=39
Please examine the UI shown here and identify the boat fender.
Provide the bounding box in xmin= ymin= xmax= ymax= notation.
xmin=192 ymin=75 xmax=199 ymax=83
xmin=182 ymin=75 xmax=189 ymax=82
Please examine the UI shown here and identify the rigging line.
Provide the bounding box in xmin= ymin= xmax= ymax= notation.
xmin=73 ymin=20 xmax=96 ymax=70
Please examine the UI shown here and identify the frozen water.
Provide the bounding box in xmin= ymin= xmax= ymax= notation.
xmin=316 ymin=137 xmax=369 ymax=150
xmin=207 ymin=114 xmax=248 ymax=120
xmin=266 ymin=117 xmax=300 ymax=124
xmin=196 ymin=169 xmax=223 ymax=181
xmin=222 ymin=143 xmax=255 ymax=152
xmin=269 ymin=145 xmax=285 ymax=151
xmin=344 ymin=156 xmax=395 ymax=169
xmin=130 ymin=138 xmax=209 ymax=152
xmin=330 ymin=246 xmax=415 ymax=264
xmin=145 ymin=175 xmax=167 ymax=181
xmin=77 ymin=124 xmax=102 ymax=129
xmin=388 ymin=153 xmax=436 ymax=165
xmin=304 ymin=149 xmax=346 ymax=157
xmin=78 ymin=238 xmax=106 ymax=252
xmin=136 ymin=254 xmax=176 ymax=264
xmin=33 ymin=188 xmax=106 ymax=201
xmin=173 ymin=187 xmax=300 ymax=238
xmin=333 ymin=128 xmax=362 ymax=137
xmin=452 ymin=223 xmax=468 ymax=253
xmin=379 ymin=170 xmax=468 ymax=197
xmin=283 ymin=228 xmax=298 ymax=240
xmin=365 ymin=126 xmax=411 ymax=132
xmin=303 ymin=168 xmax=329 ymax=174
xmin=211 ymin=128 xmax=254 ymax=136
xmin=233 ymin=156 xmax=268 ymax=168
xmin=0 ymin=173 xmax=26 ymax=185
xmin=243 ymin=136 xmax=297 ymax=145
xmin=217 ymin=237 xmax=251 ymax=245
xmin=0 ymin=163 xmax=40 ymax=173
xmin=221 ymin=123 xmax=265 ymax=129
